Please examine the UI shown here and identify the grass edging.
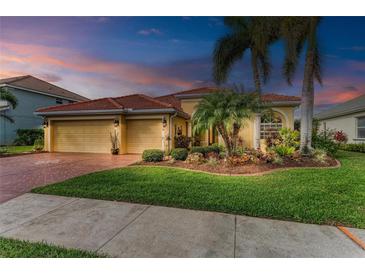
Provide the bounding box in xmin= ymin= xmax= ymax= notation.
xmin=0 ymin=236 xmax=104 ymax=258
xmin=135 ymin=159 xmax=341 ymax=177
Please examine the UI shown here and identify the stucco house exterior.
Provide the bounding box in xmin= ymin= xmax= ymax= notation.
xmin=315 ymin=94 xmax=365 ymax=144
xmin=35 ymin=87 xmax=300 ymax=154
xmin=0 ymin=75 xmax=88 ymax=145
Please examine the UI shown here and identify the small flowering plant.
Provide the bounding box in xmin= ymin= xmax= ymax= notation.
xmin=334 ymin=130 xmax=348 ymax=144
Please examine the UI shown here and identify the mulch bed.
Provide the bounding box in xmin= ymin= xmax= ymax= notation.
xmin=136 ymin=156 xmax=339 ymax=175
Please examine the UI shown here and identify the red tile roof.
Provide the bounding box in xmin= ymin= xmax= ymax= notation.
xmin=163 ymin=87 xmax=300 ymax=102
xmin=36 ymin=94 xmax=180 ymax=113
xmin=36 ymin=87 xmax=299 ymax=117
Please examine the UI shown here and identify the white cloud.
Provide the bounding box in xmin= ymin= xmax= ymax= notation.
xmin=137 ymin=28 xmax=162 ymax=36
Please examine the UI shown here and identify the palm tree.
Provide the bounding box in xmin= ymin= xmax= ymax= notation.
xmin=0 ymin=87 xmax=18 ymax=123
xmin=280 ymin=17 xmax=322 ymax=153
xmin=192 ymin=88 xmax=262 ymax=156
xmin=213 ymin=16 xmax=279 ymax=148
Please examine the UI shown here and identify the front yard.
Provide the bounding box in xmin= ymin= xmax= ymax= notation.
xmin=32 ymin=151 xmax=365 ymax=228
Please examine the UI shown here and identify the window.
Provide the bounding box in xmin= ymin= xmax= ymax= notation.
xmin=56 ymin=98 xmax=63 ymax=104
xmin=260 ymin=112 xmax=283 ymax=139
xmin=357 ymin=116 xmax=365 ymax=138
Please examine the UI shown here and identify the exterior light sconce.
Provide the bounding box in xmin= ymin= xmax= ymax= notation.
xmin=42 ymin=119 xmax=49 ymax=128
xmin=114 ymin=119 xmax=120 ymax=127
xmin=162 ymin=116 xmax=167 ymax=128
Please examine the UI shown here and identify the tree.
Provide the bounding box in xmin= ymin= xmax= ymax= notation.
xmin=213 ymin=17 xmax=279 ymax=148
xmin=0 ymin=87 xmax=18 ymax=123
xmin=192 ymin=88 xmax=263 ymax=156
xmin=280 ymin=17 xmax=322 ymax=153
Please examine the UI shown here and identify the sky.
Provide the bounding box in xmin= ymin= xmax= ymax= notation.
xmin=0 ymin=16 xmax=364 ymax=113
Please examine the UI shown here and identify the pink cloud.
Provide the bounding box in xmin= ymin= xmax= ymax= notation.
xmin=0 ymin=41 xmax=193 ymax=93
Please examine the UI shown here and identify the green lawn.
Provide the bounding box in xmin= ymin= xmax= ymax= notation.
xmin=32 ymin=151 xmax=365 ymax=228
xmin=1 ymin=146 xmax=33 ymax=154
xmin=0 ymin=237 xmax=103 ymax=258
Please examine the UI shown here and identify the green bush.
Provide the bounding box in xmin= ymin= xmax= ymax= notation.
xmin=174 ymin=135 xmax=191 ymax=149
xmin=340 ymin=143 xmax=365 ymax=153
xmin=142 ymin=149 xmax=164 ymax=162
xmin=274 ymin=145 xmax=295 ymax=157
xmin=191 ymin=146 xmax=207 ymax=155
xmin=0 ymin=146 xmax=8 ymax=154
xmin=33 ymin=137 xmax=44 ymax=151
xmin=171 ymin=148 xmax=188 ymax=160
xmin=191 ymin=144 xmax=224 ymax=156
xmin=312 ymin=130 xmax=339 ymax=156
xmin=13 ymin=129 xmax=43 ymax=146
xmin=312 ymin=148 xmax=327 ymax=163
xmin=279 ymin=128 xmax=300 ymax=149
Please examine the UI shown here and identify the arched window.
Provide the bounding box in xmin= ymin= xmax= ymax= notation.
xmin=260 ymin=111 xmax=283 ymax=139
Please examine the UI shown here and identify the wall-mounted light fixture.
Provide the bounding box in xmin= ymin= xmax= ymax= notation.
xmin=162 ymin=116 xmax=167 ymax=128
xmin=42 ymin=119 xmax=49 ymax=128
xmin=114 ymin=118 xmax=120 ymax=127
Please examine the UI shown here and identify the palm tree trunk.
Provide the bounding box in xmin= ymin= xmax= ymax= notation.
xmin=251 ymin=51 xmax=262 ymax=149
xmin=300 ymin=18 xmax=318 ymax=153
xmin=217 ymin=124 xmax=232 ymax=156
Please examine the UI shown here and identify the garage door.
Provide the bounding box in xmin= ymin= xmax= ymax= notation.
xmin=52 ymin=120 xmax=115 ymax=153
xmin=127 ymin=119 xmax=162 ymax=153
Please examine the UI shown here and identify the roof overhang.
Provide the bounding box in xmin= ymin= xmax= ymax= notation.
xmin=315 ymin=107 xmax=365 ymax=120
xmin=34 ymin=108 xmax=190 ymax=119
xmin=0 ymin=83 xmax=87 ymax=102
xmin=264 ymin=101 xmax=301 ymax=107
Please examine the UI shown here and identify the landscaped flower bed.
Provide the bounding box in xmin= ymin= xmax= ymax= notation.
xmin=138 ymin=149 xmax=338 ymax=175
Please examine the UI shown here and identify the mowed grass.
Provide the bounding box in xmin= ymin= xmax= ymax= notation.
xmin=2 ymin=146 xmax=33 ymax=154
xmin=32 ymin=151 xmax=365 ymax=228
xmin=0 ymin=237 xmax=103 ymax=258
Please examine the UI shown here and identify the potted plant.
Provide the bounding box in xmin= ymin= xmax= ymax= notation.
xmin=110 ymin=131 xmax=120 ymax=155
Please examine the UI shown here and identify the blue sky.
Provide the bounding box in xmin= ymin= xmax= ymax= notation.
xmin=0 ymin=16 xmax=364 ymax=112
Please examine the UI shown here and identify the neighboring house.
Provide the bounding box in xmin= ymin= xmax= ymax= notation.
xmin=35 ymin=87 xmax=300 ymax=154
xmin=0 ymin=75 xmax=88 ymax=145
xmin=315 ymin=94 xmax=365 ymax=144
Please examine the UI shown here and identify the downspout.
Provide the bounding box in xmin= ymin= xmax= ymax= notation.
xmin=168 ymin=112 xmax=178 ymax=152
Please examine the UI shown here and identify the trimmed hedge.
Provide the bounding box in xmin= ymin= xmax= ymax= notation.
xmin=340 ymin=143 xmax=365 ymax=153
xmin=142 ymin=149 xmax=164 ymax=162
xmin=171 ymin=148 xmax=188 ymax=160
xmin=191 ymin=143 xmax=224 ymax=156
xmin=13 ymin=129 xmax=43 ymax=146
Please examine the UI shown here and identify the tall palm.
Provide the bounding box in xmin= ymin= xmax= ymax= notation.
xmin=213 ymin=17 xmax=279 ymax=149
xmin=193 ymin=88 xmax=262 ymax=156
xmin=280 ymin=17 xmax=322 ymax=152
xmin=0 ymin=87 xmax=18 ymax=123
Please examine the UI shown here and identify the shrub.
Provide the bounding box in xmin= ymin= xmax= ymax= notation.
xmin=0 ymin=146 xmax=8 ymax=154
xmin=207 ymin=143 xmax=224 ymax=154
xmin=174 ymin=135 xmax=191 ymax=149
xmin=142 ymin=149 xmax=164 ymax=162
xmin=33 ymin=137 xmax=44 ymax=151
xmin=334 ymin=130 xmax=348 ymax=144
xmin=279 ymin=128 xmax=300 ymax=148
xmin=272 ymin=154 xmax=283 ymax=165
xmin=219 ymin=151 xmax=226 ymax=159
xmin=312 ymin=148 xmax=327 ymax=163
xmin=312 ymin=129 xmax=339 ymax=156
xmin=13 ymin=129 xmax=43 ymax=146
xmin=191 ymin=146 xmax=207 ymax=155
xmin=273 ymin=145 xmax=296 ymax=157
xmin=340 ymin=143 xmax=365 ymax=153
xmin=206 ymin=157 xmax=219 ymax=166
xmin=171 ymin=148 xmax=188 ymax=160
xmin=185 ymin=152 xmax=205 ymax=164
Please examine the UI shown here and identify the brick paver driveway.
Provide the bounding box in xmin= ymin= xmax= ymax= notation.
xmin=0 ymin=153 xmax=140 ymax=203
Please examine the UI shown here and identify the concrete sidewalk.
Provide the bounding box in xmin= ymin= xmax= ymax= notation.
xmin=0 ymin=193 xmax=364 ymax=258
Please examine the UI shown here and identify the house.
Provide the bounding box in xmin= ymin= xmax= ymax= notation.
xmin=0 ymin=75 xmax=88 ymax=145
xmin=35 ymin=87 xmax=300 ymax=154
xmin=315 ymin=94 xmax=365 ymax=143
